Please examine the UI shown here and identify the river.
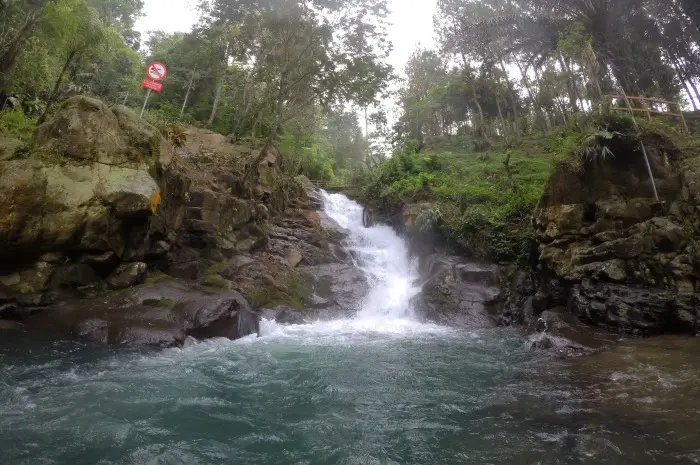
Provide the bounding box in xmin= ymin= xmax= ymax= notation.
xmin=1 ymin=192 xmax=699 ymax=464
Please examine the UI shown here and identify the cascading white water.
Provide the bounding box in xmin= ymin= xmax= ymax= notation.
xmin=257 ymin=191 xmax=446 ymax=339
xmin=320 ymin=191 xmax=420 ymax=320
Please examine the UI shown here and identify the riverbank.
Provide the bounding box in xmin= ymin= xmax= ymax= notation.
xmin=2 ymin=188 xmax=700 ymax=464
xmin=0 ymin=96 xmax=362 ymax=346
xmin=355 ymin=114 xmax=700 ymax=339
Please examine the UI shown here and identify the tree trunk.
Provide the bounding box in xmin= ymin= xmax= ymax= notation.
xmin=670 ymin=54 xmax=698 ymax=110
xmin=38 ymin=49 xmax=77 ymax=124
xmin=233 ymin=74 xmax=255 ymax=139
xmin=241 ymin=73 xmax=286 ymax=188
xmin=513 ymin=55 xmax=546 ymax=129
xmin=499 ymin=59 xmax=520 ymax=134
xmin=460 ymin=49 xmax=484 ymax=124
xmin=207 ymin=76 xmax=225 ymax=127
xmin=496 ymin=98 xmax=507 ymax=137
xmin=558 ymin=54 xmax=579 ymax=113
xmin=180 ymin=66 xmax=196 ymax=118
xmin=0 ymin=8 xmax=43 ymax=92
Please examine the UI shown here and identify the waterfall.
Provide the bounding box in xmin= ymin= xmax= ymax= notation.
xmin=320 ymin=191 xmax=420 ymax=320
xmin=257 ymin=191 xmax=441 ymax=339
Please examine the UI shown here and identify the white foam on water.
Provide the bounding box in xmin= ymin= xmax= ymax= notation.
xmin=248 ymin=191 xmax=439 ymax=343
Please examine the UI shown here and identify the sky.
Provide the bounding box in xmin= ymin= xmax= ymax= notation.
xmin=135 ymin=0 xmax=438 ymax=80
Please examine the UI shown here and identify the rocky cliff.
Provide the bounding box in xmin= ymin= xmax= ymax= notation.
xmin=0 ymin=96 xmax=363 ymax=346
xmin=532 ymin=131 xmax=700 ymax=336
xmin=401 ymin=124 xmax=700 ymax=346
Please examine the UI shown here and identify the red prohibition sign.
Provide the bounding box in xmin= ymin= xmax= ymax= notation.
xmin=146 ymin=61 xmax=168 ymax=81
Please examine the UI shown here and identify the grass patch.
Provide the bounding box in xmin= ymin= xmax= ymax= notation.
xmin=356 ymin=136 xmax=557 ymax=263
xmin=355 ymin=113 xmax=700 ymax=264
xmin=0 ymin=109 xmax=36 ymax=142
xmin=245 ymin=271 xmax=313 ymax=310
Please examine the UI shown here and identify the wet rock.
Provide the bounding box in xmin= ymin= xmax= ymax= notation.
xmin=0 ymin=319 xmax=23 ymax=331
xmin=286 ymin=248 xmax=303 ymax=267
xmin=80 ymin=251 xmax=119 ymax=272
xmin=308 ymin=189 xmax=325 ymax=209
xmin=106 ymin=262 xmax=147 ymax=290
xmin=569 ymin=282 xmax=697 ymax=335
xmin=149 ymin=240 xmax=171 ymax=256
xmin=531 ymin=143 xmax=700 ymax=335
xmin=528 ymin=309 xmax=617 ymax=355
xmin=303 ymin=263 xmax=368 ymax=318
xmin=50 ymin=264 xmax=99 ymax=289
xmin=24 ymin=280 xmax=260 ymax=347
xmin=72 ymin=318 xmax=109 ymax=344
xmin=112 ymin=323 xmax=185 ymax=348
xmin=0 ymin=273 xmax=20 ymax=287
xmin=262 ymin=305 xmax=306 ymax=325
xmin=413 ymin=254 xmax=500 ymax=328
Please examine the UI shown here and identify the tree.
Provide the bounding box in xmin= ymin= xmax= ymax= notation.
xmin=38 ymin=0 xmax=106 ymax=123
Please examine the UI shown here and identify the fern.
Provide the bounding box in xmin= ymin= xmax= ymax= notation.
xmin=415 ymin=207 xmax=442 ymax=233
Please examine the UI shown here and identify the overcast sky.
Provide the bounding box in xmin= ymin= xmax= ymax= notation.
xmin=135 ymin=0 xmax=438 ymax=78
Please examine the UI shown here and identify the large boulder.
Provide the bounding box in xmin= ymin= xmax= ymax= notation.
xmin=23 ymin=280 xmax=260 ymax=347
xmin=412 ymin=254 xmax=500 ymax=328
xmin=0 ymin=96 xmax=171 ymax=294
xmin=33 ymin=96 xmax=172 ymax=168
xmin=302 ymin=263 xmax=369 ymax=318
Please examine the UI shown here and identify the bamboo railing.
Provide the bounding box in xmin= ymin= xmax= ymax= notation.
xmin=604 ymin=95 xmax=689 ymax=132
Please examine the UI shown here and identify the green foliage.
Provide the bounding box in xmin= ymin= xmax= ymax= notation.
xmin=415 ymin=207 xmax=442 ymax=233
xmin=357 ymin=135 xmax=557 ymax=263
xmin=0 ymin=109 xmax=37 ymax=141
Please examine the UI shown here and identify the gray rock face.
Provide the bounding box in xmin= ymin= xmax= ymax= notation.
xmin=106 ymin=262 xmax=147 ymax=290
xmin=570 ymin=281 xmax=697 ymax=335
xmin=302 ymin=263 xmax=369 ymax=319
xmin=261 ymin=305 xmax=307 ymax=325
xmin=0 ymin=96 xmax=169 ymax=295
xmin=412 ymin=254 xmax=500 ymax=328
xmin=526 ymin=309 xmax=618 ymax=356
xmin=532 ymin=144 xmax=700 ymax=335
xmin=23 ymin=280 xmax=260 ymax=348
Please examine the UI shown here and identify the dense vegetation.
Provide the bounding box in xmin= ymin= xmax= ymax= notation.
xmin=1 ymin=0 xmax=392 ymax=179
xmin=2 ymin=0 xmax=700 ymax=263
xmin=354 ymin=0 xmax=700 ymax=262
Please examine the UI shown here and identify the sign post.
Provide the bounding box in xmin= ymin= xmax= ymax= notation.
xmin=140 ymin=89 xmax=152 ymax=118
xmin=140 ymin=61 xmax=167 ymax=118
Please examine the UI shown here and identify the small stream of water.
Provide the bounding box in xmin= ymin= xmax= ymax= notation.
xmin=1 ymin=192 xmax=699 ymax=464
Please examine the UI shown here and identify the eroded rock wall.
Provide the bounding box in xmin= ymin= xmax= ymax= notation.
xmin=533 ymin=142 xmax=700 ymax=335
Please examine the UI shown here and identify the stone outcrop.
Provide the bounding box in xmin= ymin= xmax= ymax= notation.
xmin=22 ymin=280 xmax=259 ymax=347
xmin=0 ymin=96 xmax=356 ymax=346
xmin=532 ymin=136 xmax=700 ymax=335
xmin=0 ymin=96 xmax=169 ymax=295
xmin=412 ymin=254 xmax=500 ymax=328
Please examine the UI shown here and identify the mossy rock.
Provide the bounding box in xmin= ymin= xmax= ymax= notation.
xmin=245 ymin=271 xmax=313 ymax=310
xmin=142 ymin=298 xmax=175 ymax=308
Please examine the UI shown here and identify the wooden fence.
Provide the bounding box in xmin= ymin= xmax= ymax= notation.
xmin=603 ymin=95 xmax=689 ymax=132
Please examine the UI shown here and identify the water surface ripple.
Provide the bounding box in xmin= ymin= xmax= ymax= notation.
xmin=1 ymin=192 xmax=699 ymax=464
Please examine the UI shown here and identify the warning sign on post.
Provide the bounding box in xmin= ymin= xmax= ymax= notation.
xmin=146 ymin=61 xmax=167 ymax=81
xmin=141 ymin=79 xmax=163 ymax=92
